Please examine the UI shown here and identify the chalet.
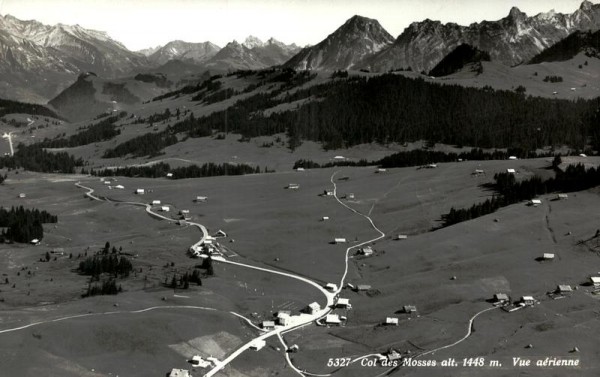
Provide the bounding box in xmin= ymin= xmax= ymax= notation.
xmin=321 ymin=216 xmax=330 ymax=221
xmin=395 ymin=235 xmax=408 ymax=240
xmin=333 ymin=238 xmax=347 ymax=244
xmin=557 ymin=194 xmax=568 ymax=200
xmin=287 ymin=183 xmax=300 ymax=190
xmin=590 ymin=276 xmax=600 ymax=288
xmin=355 ymin=284 xmax=371 ymax=292
xmin=556 ymin=285 xmax=573 ymax=294
xmin=542 ymin=253 xmax=555 ymax=260
xmin=250 ymin=339 xmax=266 ymax=351
xmin=403 ymin=305 xmax=417 ymax=313
xmin=325 ymin=283 xmax=338 ymax=292
xmin=195 ymin=196 xmax=208 ymax=202
xmin=18 ymin=193 xmax=26 ymax=198
xmin=168 ymin=369 xmax=191 ymax=377
xmin=191 ymin=355 xmax=211 ymax=368
xmin=508 ymin=156 xmax=518 ymax=160
xmin=324 ymin=314 xmax=342 ymax=325
xmin=307 ymin=302 xmax=321 ymax=314
xmin=152 ymin=200 xmax=161 ymax=205
xmin=336 ymin=298 xmax=351 ymax=309
xmin=324 ymin=190 xmax=334 ymax=196
xmin=135 ymin=188 xmax=145 ymax=195
xmin=160 ymin=206 xmax=170 ymax=212
xmin=494 ymin=293 xmax=509 ymax=303
xmin=262 ymin=321 xmax=276 ymax=330
xmin=384 ymin=317 xmax=399 ymax=326
xmin=529 ymin=199 xmax=542 ymax=207
xmin=520 ymin=296 xmax=535 ymax=306
xmin=507 ymin=168 xmax=516 ymax=174
xmin=359 ymin=246 xmax=373 ymax=256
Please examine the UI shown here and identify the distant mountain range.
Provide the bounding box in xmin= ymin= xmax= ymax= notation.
xmin=0 ymin=1 xmax=599 ymax=103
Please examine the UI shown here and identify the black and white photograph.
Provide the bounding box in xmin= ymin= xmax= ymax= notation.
xmin=0 ymin=0 xmax=599 ymax=376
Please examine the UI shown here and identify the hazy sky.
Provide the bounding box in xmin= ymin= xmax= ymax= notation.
xmin=0 ymin=0 xmax=593 ymax=50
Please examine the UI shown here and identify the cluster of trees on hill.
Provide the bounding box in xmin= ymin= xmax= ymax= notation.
xmin=105 ymin=71 xmax=598 ymax=157
xmin=441 ymin=163 xmax=600 ymax=227
xmin=167 ymin=269 xmax=203 ymax=289
xmin=103 ymin=132 xmax=178 ymax=158
xmin=38 ymin=112 xmax=126 ymax=148
xmin=84 ymin=279 xmax=122 ymax=297
xmin=0 ymin=98 xmax=60 ymax=118
xmin=91 ymin=161 xmax=265 ymax=179
xmin=78 ymin=242 xmax=132 ymax=297
xmin=543 ymin=75 xmax=564 ymax=83
xmin=0 ymin=206 xmax=57 ymax=243
xmin=0 ymin=144 xmax=84 ymax=173
xmin=293 ymin=159 xmax=370 ymax=169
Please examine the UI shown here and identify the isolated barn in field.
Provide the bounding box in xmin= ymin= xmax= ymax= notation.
xmin=507 ymin=168 xmax=516 ymax=174
xmin=345 ymin=193 xmax=355 ymax=199
xmin=195 ymin=196 xmax=208 ymax=202
xmin=541 ymin=253 xmax=555 ymax=261
xmin=306 ymin=302 xmax=321 ymax=314
xmin=557 ymin=194 xmax=568 ymax=200
xmin=296 ymin=167 xmax=305 ymax=171
xmin=590 ymin=277 xmax=600 ymax=288
xmin=333 ymin=238 xmax=346 ymax=244
xmin=426 ymin=163 xmax=437 ymax=168
xmin=18 ymin=193 xmax=26 ymax=198
xmin=384 ymin=317 xmax=399 ymax=326
xmin=403 ymin=305 xmax=417 ymax=313
xmin=115 ymin=185 xmax=124 ymax=189
xmin=324 ymin=189 xmax=334 ymax=196
xmin=508 ymin=156 xmax=518 ymax=160
xmin=529 ymin=199 xmax=542 ymax=207
xmin=287 ymin=183 xmax=300 ymax=190
xmin=395 ymin=235 xmax=408 ymax=240
xmin=376 ymin=168 xmax=387 ymax=173
xmin=152 ymin=200 xmax=161 ymax=205
xmin=135 ymin=188 xmax=145 ymax=195
xmin=166 ymin=173 xmax=173 ymax=178
xmin=160 ymin=206 xmax=170 ymax=212
xmin=355 ymin=284 xmax=372 ymax=292
xmin=321 ymin=216 xmax=330 ymax=221
xmin=473 ymin=169 xmax=485 ymax=176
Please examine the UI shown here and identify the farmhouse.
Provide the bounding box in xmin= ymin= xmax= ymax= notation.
xmin=262 ymin=321 xmax=276 ymax=330
xmin=160 ymin=206 xmax=170 ymax=212
xmin=494 ymin=293 xmax=509 ymax=303
xmin=590 ymin=276 xmax=600 ymax=288
xmin=306 ymin=302 xmax=321 ymax=314
xmin=529 ymin=199 xmax=542 ymax=207
xmin=287 ymin=183 xmax=300 ymax=190
xmin=555 ymin=285 xmax=573 ymax=294
xmin=168 ymin=369 xmax=191 ymax=377
xmin=337 ymin=298 xmax=351 ymax=309
xmin=542 ymin=253 xmax=555 ymax=260
xmin=152 ymin=200 xmax=161 ymax=205
xmin=395 ymin=235 xmax=408 ymax=240
xmin=403 ymin=305 xmax=417 ymax=313
xmin=324 ymin=314 xmax=342 ymax=325
xmin=333 ymin=238 xmax=347 ymax=244
xmin=325 ymin=283 xmax=338 ymax=291
xmin=359 ymin=246 xmax=373 ymax=256
xmin=507 ymin=168 xmax=516 ymax=174
xmin=520 ymin=296 xmax=536 ymax=306
xmin=135 ymin=188 xmax=145 ymax=195
xmin=384 ymin=317 xmax=399 ymax=326
xmin=250 ymin=339 xmax=266 ymax=351
xmin=277 ymin=311 xmax=291 ymax=326
xmin=195 ymin=196 xmax=208 ymax=202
